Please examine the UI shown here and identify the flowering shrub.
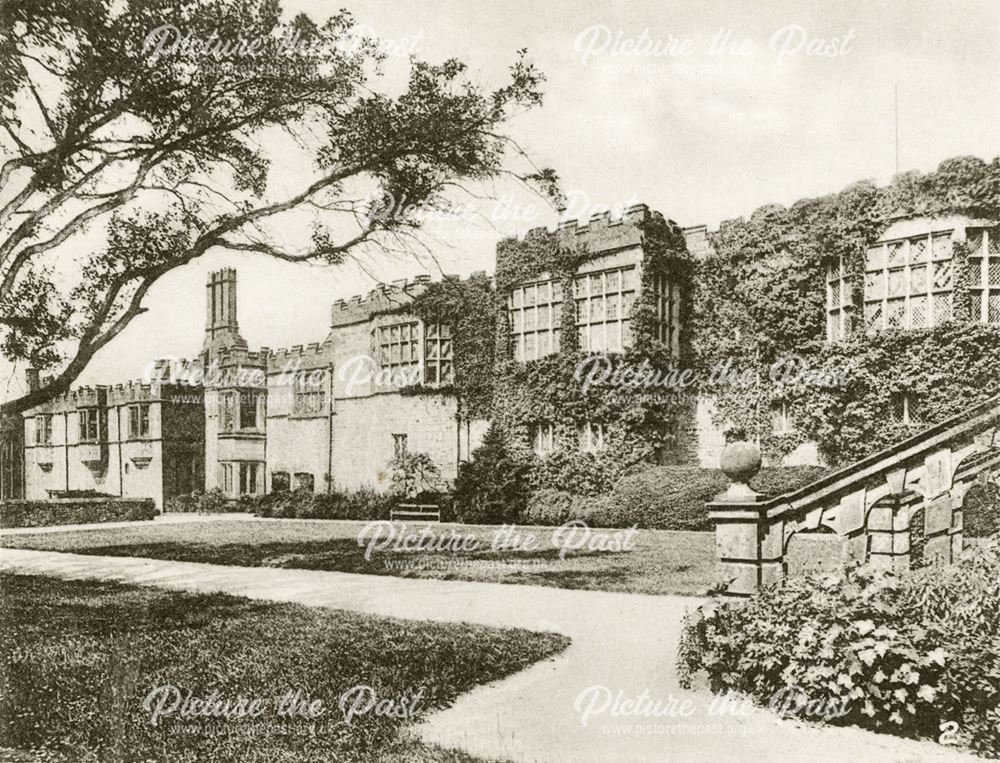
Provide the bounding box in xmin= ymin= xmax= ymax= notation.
xmin=678 ymin=535 xmax=1000 ymax=756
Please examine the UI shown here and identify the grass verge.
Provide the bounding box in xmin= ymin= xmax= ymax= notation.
xmin=0 ymin=519 xmax=844 ymax=596
xmin=0 ymin=573 xmax=568 ymax=763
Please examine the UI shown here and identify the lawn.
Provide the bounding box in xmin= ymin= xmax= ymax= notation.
xmin=0 ymin=573 xmax=568 ymax=763
xmin=0 ymin=519 xmax=845 ymax=596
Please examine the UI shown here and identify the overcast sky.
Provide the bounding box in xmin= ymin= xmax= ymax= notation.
xmin=4 ymin=0 xmax=1000 ymax=398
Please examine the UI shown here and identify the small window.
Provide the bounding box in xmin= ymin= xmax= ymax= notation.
xmin=218 ymin=392 xmax=237 ymax=432
xmin=239 ymin=391 xmax=258 ymax=430
xmin=293 ymin=472 xmax=315 ymax=493
xmin=423 ymin=323 xmax=454 ymax=384
xmin=579 ymin=421 xmax=606 ymax=452
xmin=34 ymin=415 xmax=52 ymax=446
xmin=220 ymin=463 xmax=234 ymax=494
xmin=293 ymin=375 xmax=326 ymax=416
xmin=392 ymin=433 xmax=408 ymax=459
xmin=78 ymin=408 xmax=100 ymax=442
xmin=239 ymin=462 xmax=260 ymax=495
xmin=771 ymin=401 xmax=796 ymax=435
xmin=128 ymin=404 xmax=150 ymax=439
xmin=271 ymin=472 xmax=290 ymax=492
xmin=826 ymin=256 xmax=852 ymax=341
xmin=531 ymin=422 xmax=556 ymax=456
xmin=891 ymin=392 xmax=921 ymax=426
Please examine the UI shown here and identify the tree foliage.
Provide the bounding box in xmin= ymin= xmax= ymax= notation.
xmin=0 ymin=0 xmax=553 ymax=414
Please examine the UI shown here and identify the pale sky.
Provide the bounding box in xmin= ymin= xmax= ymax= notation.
xmin=4 ymin=0 xmax=1000 ymax=398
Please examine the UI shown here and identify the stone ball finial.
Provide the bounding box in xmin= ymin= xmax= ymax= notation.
xmin=719 ymin=441 xmax=762 ymax=500
xmin=720 ymin=441 xmax=762 ymax=483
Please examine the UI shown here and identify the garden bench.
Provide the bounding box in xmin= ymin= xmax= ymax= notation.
xmin=390 ymin=503 xmax=441 ymax=522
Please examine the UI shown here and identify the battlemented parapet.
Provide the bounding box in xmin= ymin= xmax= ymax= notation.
xmin=266 ymin=339 xmax=335 ymax=374
xmin=330 ymin=274 xmax=440 ymax=328
xmin=497 ymin=202 xmax=687 ymax=283
xmin=551 ymin=202 xmax=675 ymax=253
xmin=24 ymin=386 xmax=107 ymax=415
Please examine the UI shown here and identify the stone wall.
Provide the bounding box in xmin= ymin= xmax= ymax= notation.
xmin=21 ymin=384 xmax=203 ymax=509
xmin=330 ymin=393 xmax=463 ymax=491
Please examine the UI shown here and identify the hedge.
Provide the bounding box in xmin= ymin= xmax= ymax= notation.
xmin=237 ymin=487 xmax=397 ymax=521
xmin=602 ymin=465 xmax=829 ymax=530
xmin=517 ymin=465 xmax=828 ymax=530
xmin=677 ymin=534 xmax=1000 ymax=757
xmin=0 ymin=498 xmax=156 ymax=529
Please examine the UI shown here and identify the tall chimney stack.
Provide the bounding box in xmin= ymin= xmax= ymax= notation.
xmin=206 ymin=268 xmax=239 ymax=337
xmin=201 ymin=268 xmax=248 ymax=362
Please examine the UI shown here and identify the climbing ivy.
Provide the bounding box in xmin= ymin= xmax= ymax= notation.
xmin=490 ymin=213 xmax=696 ymax=493
xmin=384 ymin=155 xmax=1000 ymax=481
xmin=694 ymin=155 xmax=1000 ymax=465
xmin=406 ymin=272 xmax=497 ymax=419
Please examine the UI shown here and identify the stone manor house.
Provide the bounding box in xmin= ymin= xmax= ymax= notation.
xmin=3 ymin=200 xmax=999 ymax=508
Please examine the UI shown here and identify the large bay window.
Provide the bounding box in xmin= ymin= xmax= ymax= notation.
xmin=509 ymin=280 xmax=563 ymax=361
xmin=218 ymin=390 xmax=261 ymax=431
xmin=863 ymin=231 xmax=954 ymax=333
xmin=239 ymin=393 xmax=258 ymax=430
xmin=574 ymin=266 xmax=637 ymax=353
xmin=968 ymin=227 xmax=1000 ymax=323
xmin=220 ymin=461 xmax=262 ymax=496
xmin=218 ymin=391 xmax=237 ymax=432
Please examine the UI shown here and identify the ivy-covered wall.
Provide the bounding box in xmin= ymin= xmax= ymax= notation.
xmin=692 ymin=155 xmax=1000 ymax=466
xmin=490 ymin=208 xmax=697 ymax=494
xmin=404 ymin=272 xmax=496 ymax=419
xmin=377 ymin=154 xmax=1000 ymax=486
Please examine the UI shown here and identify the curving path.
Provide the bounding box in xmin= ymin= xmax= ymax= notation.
xmin=0 ymin=546 xmax=980 ymax=763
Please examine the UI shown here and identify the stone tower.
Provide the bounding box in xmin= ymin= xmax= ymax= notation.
xmin=202 ymin=268 xmax=247 ymax=364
